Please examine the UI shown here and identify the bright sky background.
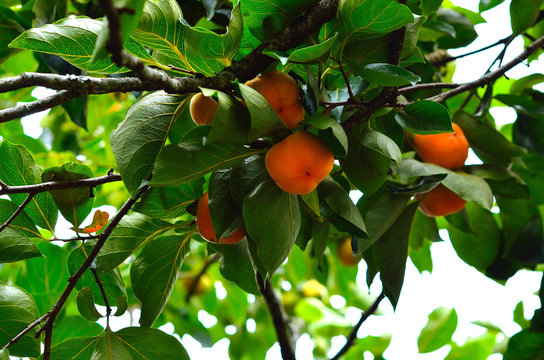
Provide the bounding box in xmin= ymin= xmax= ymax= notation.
xmin=9 ymin=0 xmax=544 ymax=359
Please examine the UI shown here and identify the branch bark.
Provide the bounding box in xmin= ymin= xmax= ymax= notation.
xmin=0 ymin=194 xmax=35 ymax=233
xmin=0 ymin=90 xmax=80 ymax=123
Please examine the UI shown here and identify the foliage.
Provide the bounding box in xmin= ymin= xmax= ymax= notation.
xmin=0 ymin=0 xmax=543 ymax=359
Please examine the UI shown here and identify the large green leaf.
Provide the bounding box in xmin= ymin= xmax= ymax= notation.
xmin=395 ymin=101 xmax=452 ymax=134
xmin=305 ymin=115 xmax=348 ymax=158
xmin=211 ymin=240 xmax=260 ymax=295
xmin=151 ymin=126 xmax=264 ymax=187
xmin=52 ymin=316 xmax=103 ymax=346
xmin=360 ymin=127 xmax=402 ymax=163
xmin=9 ymin=17 xmax=155 ymax=74
xmin=0 ymin=228 xmax=41 ymax=263
xmin=243 ymin=176 xmax=301 ymax=277
xmin=205 ymin=90 xmax=251 ymax=145
xmin=95 ymin=213 xmax=171 ymax=273
xmin=39 ymin=337 xmax=99 ymax=360
xmin=41 ymin=162 xmax=94 ymax=228
xmin=510 ymin=0 xmax=543 ymax=35
xmin=111 ymin=92 xmax=187 ymax=197
xmin=132 ymin=0 xmax=188 ymax=69
xmin=181 ymin=4 xmax=242 ymax=76
xmin=337 ymin=0 xmax=414 ymax=43
xmin=0 ymin=141 xmax=57 ymax=233
xmin=131 ymin=234 xmax=191 ymax=327
xmin=133 ymin=179 xmax=204 ymax=219
xmin=418 ymin=307 xmax=458 ymax=353
xmin=358 ymin=63 xmax=421 ymax=87
xmin=263 ymin=34 xmax=339 ymax=64
xmin=15 ymin=241 xmax=68 ymax=315
xmin=374 ymin=202 xmax=418 ymax=309
xmin=209 ymin=169 xmax=244 ymax=240
xmin=0 ymin=284 xmax=40 ymax=358
xmin=503 ymin=329 xmax=544 ymax=360
xmin=496 ymin=94 xmax=544 ymax=119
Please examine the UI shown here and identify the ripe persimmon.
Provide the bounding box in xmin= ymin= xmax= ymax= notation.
xmin=413 ymin=123 xmax=469 ymax=169
xmin=338 ymin=237 xmax=358 ymax=266
xmin=190 ymin=93 xmax=218 ymax=125
xmin=418 ymin=184 xmax=466 ymax=217
xmin=265 ymin=131 xmax=334 ymax=195
xmin=196 ymin=192 xmax=245 ymax=244
xmin=245 ymin=70 xmax=304 ymax=129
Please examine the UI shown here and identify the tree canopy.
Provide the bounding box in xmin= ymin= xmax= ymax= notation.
xmin=0 ymin=0 xmax=544 ymax=359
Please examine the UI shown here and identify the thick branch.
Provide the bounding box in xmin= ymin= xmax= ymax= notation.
xmin=428 ymin=34 xmax=544 ymax=103
xmin=257 ymin=274 xmax=296 ymax=360
xmin=3 ymin=312 xmax=50 ymax=350
xmin=0 ymin=90 xmax=79 ymax=123
xmin=330 ymin=291 xmax=386 ymax=360
xmin=39 ymin=185 xmax=149 ymax=359
xmin=0 ymin=173 xmax=122 ymax=196
xmin=0 ymin=194 xmax=34 ymax=233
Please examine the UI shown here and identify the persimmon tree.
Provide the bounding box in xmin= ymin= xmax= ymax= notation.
xmin=0 ymin=0 xmax=544 ymax=359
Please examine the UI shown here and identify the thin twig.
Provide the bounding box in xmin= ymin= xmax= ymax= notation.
xmin=0 ymin=173 xmax=122 ymax=196
xmin=91 ymin=268 xmax=112 ymax=326
xmin=257 ymin=273 xmax=296 ymax=360
xmin=51 ymin=235 xmax=101 ymax=242
xmin=398 ymin=82 xmax=460 ymax=95
xmin=330 ymin=290 xmax=386 ymax=360
xmin=0 ymin=194 xmax=35 ymax=233
xmin=38 ymin=185 xmax=149 ymax=359
xmin=331 ymin=57 xmax=354 ymax=99
xmin=3 ymin=312 xmax=50 ymax=349
xmin=185 ymin=253 xmax=221 ymax=302
xmin=0 ymin=180 xmax=7 ymax=189
xmin=0 ymin=90 xmax=80 ymax=123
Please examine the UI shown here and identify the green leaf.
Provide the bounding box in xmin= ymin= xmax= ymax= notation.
xmin=132 ymin=0 xmax=188 ymax=69
xmin=181 ymin=4 xmax=242 ymax=76
xmin=0 ymin=284 xmax=40 ymax=358
xmin=41 ymin=162 xmax=94 ymax=227
xmin=0 ymin=141 xmax=57 ymax=233
xmin=243 ymin=176 xmax=301 ymax=277
xmin=115 ymin=327 xmax=190 ymax=360
xmin=76 ymin=287 xmax=103 ymax=321
xmin=305 ymin=115 xmax=348 ymax=158
xmin=361 ymin=127 xmax=402 ymax=163
xmin=418 ymin=307 xmax=458 ymax=353
xmin=209 ymin=169 xmax=243 ymax=240
xmin=0 ymin=349 xmax=8 ymax=360
xmin=359 ymin=63 xmax=421 ymax=86
xmin=151 ymin=126 xmax=264 ymax=187
xmin=211 ymin=240 xmax=259 ymax=295
xmin=445 ymin=332 xmax=498 ymax=360
xmin=510 ymin=0 xmax=543 ymax=35
xmin=340 ymin=124 xmax=391 ymax=195
xmin=447 ymin=203 xmax=500 ymax=271
xmin=496 ymin=94 xmax=544 ymax=119
xmin=503 ymin=330 xmax=544 ymax=360
xmin=374 ymin=202 xmax=418 ymax=309
xmin=111 ymin=92 xmax=187 ymax=197
xmin=15 ymin=241 xmax=68 ymax=315
xmin=9 ymin=17 xmax=155 ymax=73
xmin=94 ymin=329 xmax=134 ymax=359
xmin=133 ymin=179 xmax=204 ymax=219
xmin=67 ymin=244 xmax=127 ymax=311
xmin=206 ymin=91 xmax=251 ymax=145
xmin=239 ymin=83 xmax=287 ymax=141
xmin=409 ymin=210 xmax=441 ymax=250
xmin=95 ymin=213 xmax=171 ymax=273
xmin=240 ymin=0 xmax=315 ymax=41
xmin=0 ymin=228 xmax=41 ymax=263
xmin=454 ymin=111 xmax=525 ymax=165
xmin=0 ymin=6 xmax=25 ymax=64
xmin=337 ymin=0 xmax=414 ymax=41
xmin=131 ymin=234 xmax=191 ymax=327
xmin=52 ymin=316 xmax=103 ymax=346
xmin=318 ymin=176 xmax=367 ymax=238
xmin=40 ymin=337 xmax=99 ymax=360
xmin=513 ymin=112 xmax=544 ymax=155
xmin=395 ymin=101 xmax=453 ymax=134
xmin=264 ymin=33 xmax=339 ymax=64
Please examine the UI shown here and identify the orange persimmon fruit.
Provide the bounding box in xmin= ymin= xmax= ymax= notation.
xmin=413 ymin=123 xmax=469 ymax=169
xmin=418 ymin=184 xmax=467 ymax=217
xmin=196 ymin=192 xmax=245 ymax=244
xmin=265 ymin=131 xmax=334 ymax=195
xmin=245 ymin=70 xmax=305 ymax=129
xmin=190 ymin=93 xmax=218 ymax=125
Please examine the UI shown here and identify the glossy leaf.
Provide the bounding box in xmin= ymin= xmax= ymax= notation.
xmin=131 ymin=234 xmax=191 ymax=327
xmin=209 ymin=169 xmax=243 ymax=240
xmin=395 ymin=101 xmax=452 ymax=134
xmin=151 ymin=126 xmax=263 ymax=187
xmin=115 ymin=327 xmax=190 ymax=360
xmin=0 ymin=141 xmax=57 ymax=232
xmin=361 ymin=127 xmax=402 ymax=163
xmin=95 ymin=213 xmax=171 ymax=273
xmin=76 ymin=287 xmax=103 ymax=321
xmin=510 ymin=0 xmax=543 ymax=35
xmin=211 ymin=240 xmax=260 ymax=295
xmin=264 ymin=34 xmax=339 ymax=64
xmin=305 ymin=115 xmax=348 ymax=158
xmin=503 ymin=330 xmax=544 ymax=360
xmin=41 ymin=162 xmax=94 ymax=228
xmin=359 ymin=63 xmax=421 ymax=86
xmin=9 ymin=17 xmax=155 ymax=73
xmin=243 ymin=176 xmax=301 ymax=277
xmin=111 ymin=92 xmax=187 ymax=196
xmin=0 ymin=227 xmax=41 ymax=263
xmin=206 ymin=90 xmax=251 ymax=145
xmin=0 ymin=284 xmax=40 ymax=358
xmin=418 ymin=307 xmax=458 ymax=353
xmin=39 ymin=337 xmax=99 ymax=360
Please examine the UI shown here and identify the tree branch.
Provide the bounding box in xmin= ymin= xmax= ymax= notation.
xmin=257 ymin=274 xmax=296 ymax=360
xmin=398 ymin=82 xmax=460 ymax=95
xmin=330 ymin=290 xmax=386 ymax=360
xmin=185 ymin=253 xmax=220 ymax=303
xmin=0 ymin=193 xmax=35 ymax=233
xmin=3 ymin=312 xmax=50 ymax=350
xmin=0 ymin=90 xmax=80 ymax=123
xmin=91 ymin=268 xmax=112 ymax=323
xmin=428 ymin=34 xmax=544 ymax=103
xmin=0 ymin=173 xmax=122 ymax=196
xmin=38 ymin=185 xmax=149 ymax=359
